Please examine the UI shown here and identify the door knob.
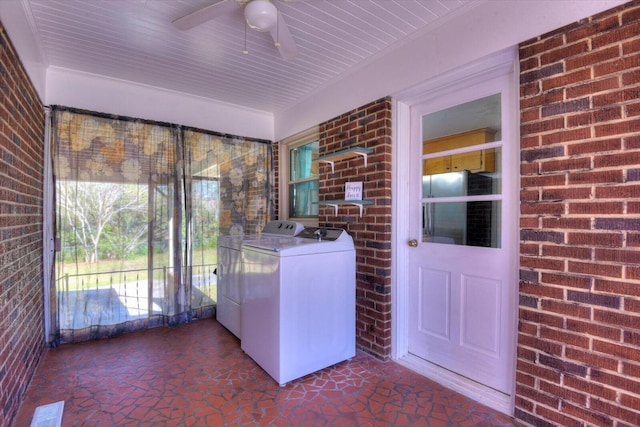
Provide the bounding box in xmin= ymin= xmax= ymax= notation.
xmin=408 ymin=239 xmax=418 ymax=247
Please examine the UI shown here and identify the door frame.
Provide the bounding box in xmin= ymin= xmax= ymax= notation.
xmin=391 ymin=47 xmax=520 ymax=415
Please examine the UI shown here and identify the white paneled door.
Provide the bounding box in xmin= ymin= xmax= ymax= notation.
xmin=407 ymin=239 xmax=511 ymax=392
xmin=404 ymin=63 xmax=518 ymax=398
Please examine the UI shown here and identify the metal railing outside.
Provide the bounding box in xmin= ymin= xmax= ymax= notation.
xmin=57 ymin=264 xmax=217 ymax=330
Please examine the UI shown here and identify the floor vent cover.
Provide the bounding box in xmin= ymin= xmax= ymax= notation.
xmin=30 ymin=401 xmax=64 ymax=427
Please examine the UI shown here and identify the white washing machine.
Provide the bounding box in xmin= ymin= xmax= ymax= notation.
xmin=216 ymin=220 xmax=304 ymax=338
xmin=240 ymin=227 xmax=356 ymax=386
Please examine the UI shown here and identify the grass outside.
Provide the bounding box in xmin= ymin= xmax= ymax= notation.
xmin=57 ymin=248 xmax=218 ymax=291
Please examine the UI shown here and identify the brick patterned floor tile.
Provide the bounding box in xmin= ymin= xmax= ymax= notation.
xmin=14 ymin=319 xmax=517 ymax=426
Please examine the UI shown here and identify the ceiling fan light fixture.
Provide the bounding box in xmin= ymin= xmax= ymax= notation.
xmin=244 ymin=0 xmax=278 ymax=32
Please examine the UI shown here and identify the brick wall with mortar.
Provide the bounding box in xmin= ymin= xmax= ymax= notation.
xmin=517 ymin=1 xmax=640 ymax=425
xmin=317 ymin=97 xmax=393 ymax=359
xmin=0 ymin=22 xmax=46 ymax=427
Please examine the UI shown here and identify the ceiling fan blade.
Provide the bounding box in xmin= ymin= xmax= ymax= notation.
xmin=269 ymin=11 xmax=298 ymax=60
xmin=172 ymin=0 xmax=239 ymax=31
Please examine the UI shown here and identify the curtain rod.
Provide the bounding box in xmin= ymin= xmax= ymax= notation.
xmin=49 ymin=104 xmax=272 ymax=145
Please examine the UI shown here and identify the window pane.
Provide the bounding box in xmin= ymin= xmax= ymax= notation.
xmin=422 ymin=94 xmax=501 ymax=144
xmin=421 ymin=94 xmax=502 ymax=193
xmin=290 ymin=140 xmax=319 ymax=181
xmin=422 ymin=201 xmax=501 ymax=248
xmin=420 ymin=94 xmax=503 ymax=249
xmin=422 ymin=160 xmax=501 ymax=198
xmin=289 ymin=180 xmax=319 ymax=218
xmin=423 ymin=147 xmax=500 ymax=177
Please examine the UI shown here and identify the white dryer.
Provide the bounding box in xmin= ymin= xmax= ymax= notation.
xmin=240 ymin=227 xmax=356 ymax=386
xmin=216 ymin=220 xmax=304 ymax=338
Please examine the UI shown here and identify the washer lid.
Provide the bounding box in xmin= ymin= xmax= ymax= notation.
xmin=217 ymin=221 xmax=304 ymax=249
xmin=242 ymin=228 xmax=354 ymax=255
xmin=218 ymin=234 xmax=260 ymax=250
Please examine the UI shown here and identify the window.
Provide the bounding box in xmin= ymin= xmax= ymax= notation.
xmin=280 ymin=127 xmax=319 ymax=224
xmin=421 ymin=93 xmax=502 ymax=247
xmin=289 ymin=140 xmax=319 ymax=218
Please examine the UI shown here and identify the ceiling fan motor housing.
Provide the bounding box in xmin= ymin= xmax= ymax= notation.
xmin=245 ymin=0 xmax=278 ymax=32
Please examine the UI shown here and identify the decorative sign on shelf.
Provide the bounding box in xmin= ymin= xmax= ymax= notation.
xmin=345 ymin=181 xmax=363 ymax=200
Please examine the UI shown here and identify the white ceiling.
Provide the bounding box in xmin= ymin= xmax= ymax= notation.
xmin=22 ymin=0 xmax=474 ymax=113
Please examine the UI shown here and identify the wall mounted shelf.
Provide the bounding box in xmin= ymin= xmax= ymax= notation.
xmin=313 ymin=199 xmax=373 ymax=217
xmin=314 ymin=147 xmax=373 ymax=173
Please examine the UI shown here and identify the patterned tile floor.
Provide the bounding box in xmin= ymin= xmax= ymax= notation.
xmin=14 ymin=319 xmax=517 ymax=426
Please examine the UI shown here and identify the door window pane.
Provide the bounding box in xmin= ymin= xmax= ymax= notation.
xmin=422 ymin=94 xmax=501 ymax=143
xmin=422 ymin=160 xmax=501 ymax=198
xmin=422 ymin=201 xmax=501 ymax=247
xmin=423 ymin=172 xmax=470 ymax=198
xmin=423 ymin=147 xmax=500 ymax=181
xmin=421 ymin=94 xmax=502 ymax=248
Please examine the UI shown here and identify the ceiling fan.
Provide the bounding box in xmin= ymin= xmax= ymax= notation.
xmin=173 ymin=0 xmax=299 ymax=60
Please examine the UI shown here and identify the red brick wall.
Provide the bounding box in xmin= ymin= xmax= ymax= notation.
xmin=0 ymin=22 xmax=45 ymax=427
xmin=517 ymin=1 xmax=640 ymax=425
xmin=317 ymin=98 xmax=393 ymax=358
